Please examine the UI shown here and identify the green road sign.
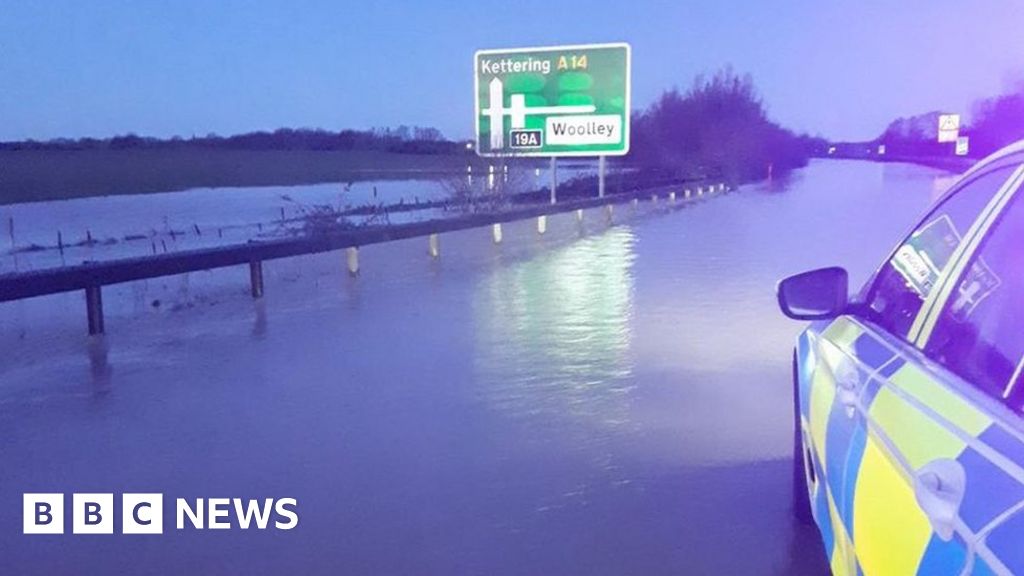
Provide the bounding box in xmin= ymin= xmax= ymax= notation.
xmin=474 ymin=43 xmax=631 ymax=157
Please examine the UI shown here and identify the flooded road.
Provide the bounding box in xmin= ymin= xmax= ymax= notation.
xmin=0 ymin=164 xmax=597 ymax=271
xmin=0 ymin=160 xmax=956 ymax=574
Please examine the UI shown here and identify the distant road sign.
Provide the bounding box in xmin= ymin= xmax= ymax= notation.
xmin=474 ymin=43 xmax=631 ymax=157
xmin=956 ymin=136 xmax=970 ymax=156
xmin=938 ymin=114 xmax=960 ymax=143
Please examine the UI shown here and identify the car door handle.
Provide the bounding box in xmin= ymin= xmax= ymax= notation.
xmin=913 ymin=459 xmax=966 ymax=541
xmin=835 ymin=364 xmax=860 ymax=415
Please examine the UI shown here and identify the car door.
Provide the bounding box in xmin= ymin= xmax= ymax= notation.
xmin=847 ymin=161 xmax=1024 ymax=576
xmin=912 ymin=170 xmax=1024 ymax=575
xmin=799 ymin=316 xmax=893 ymax=576
xmin=799 ymin=161 xmax=1024 ymax=575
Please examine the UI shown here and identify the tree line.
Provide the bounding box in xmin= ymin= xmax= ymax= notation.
xmin=2 ymin=68 xmax=824 ymax=184
xmin=0 ymin=126 xmax=460 ymax=155
xmin=876 ymin=80 xmax=1024 ymax=158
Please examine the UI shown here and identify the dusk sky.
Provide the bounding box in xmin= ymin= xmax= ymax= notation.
xmin=1 ymin=0 xmax=1021 ymax=142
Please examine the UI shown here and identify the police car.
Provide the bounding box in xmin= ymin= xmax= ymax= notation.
xmin=778 ymin=140 xmax=1024 ymax=575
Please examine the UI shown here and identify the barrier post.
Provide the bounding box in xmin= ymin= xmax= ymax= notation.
xmin=249 ymin=260 xmax=264 ymax=298
xmin=346 ymin=247 xmax=360 ymax=276
xmin=85 ymin=285 xmax=104 ymax=335
xmin=428 ymin=234 xmax=440 ymax=258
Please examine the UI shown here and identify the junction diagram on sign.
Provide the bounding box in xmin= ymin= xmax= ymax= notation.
xmin=474 ymin=43 xmax=631 ymax=157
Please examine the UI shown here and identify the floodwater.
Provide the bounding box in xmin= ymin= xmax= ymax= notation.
xmin=0 ymin=164 xmax=596 ymax=272
xmin=0 ymin=178 xmax=453 ymax=271
xmin=0 ymin=160 xmax=956 ymax=575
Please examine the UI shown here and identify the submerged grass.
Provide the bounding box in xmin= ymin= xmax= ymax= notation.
xmin=0 ymin=149 xmax=482 ymax=205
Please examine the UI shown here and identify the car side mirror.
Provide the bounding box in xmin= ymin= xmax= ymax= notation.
xmin=777 ymin=267 xmax=849 ymax=320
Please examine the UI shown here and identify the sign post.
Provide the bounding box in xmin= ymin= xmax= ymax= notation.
xmin=550 ymin=157 xmax=557 ymax=204
xmin=474 ymin=43 xmax=630 ymax=202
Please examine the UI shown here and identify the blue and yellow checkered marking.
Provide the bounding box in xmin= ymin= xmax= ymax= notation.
xmin=985 ymin=508 xmax=1024 ymax=572
xmin=798 ymin=316 xmax=1024 ymax=575
xmin=917 ymin=533 xmax=970 ymax=575
xmin=813 ymin=464 xmax=835 ymax=557
xmin=972 ymin=556 xmax=999 ymax=576
xmin=956 ymin=447 xmax=1024 ymax=532
xmin=980 ymin=424 xmax=1024 ymax=469
xmin=838 ymin=422 xmax=867 ymax=539
xmin=852 ymin=431 xmax=936 ymax=575
xmin=851 ymin=333 xmax=893 ymax=372
xmin=797 ymin=330 xmax=816 ymax=418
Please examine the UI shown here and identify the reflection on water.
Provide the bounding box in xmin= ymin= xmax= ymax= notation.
xmin=87 ymin=335 xmax=113 ymax=394
xmin=474 ymin=228 xmax=636 ymax=429
xmin=760 ymin=168 xmax=804 ymax=194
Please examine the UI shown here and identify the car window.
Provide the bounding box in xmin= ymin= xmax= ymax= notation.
xmin=866 ymin=166 xmax=1019 ymax=340
xmin=924 ymin=186 xmax=1024 ymax=402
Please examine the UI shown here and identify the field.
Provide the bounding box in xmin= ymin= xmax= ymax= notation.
xmin=0 ymin=149 xmax=486 ymax=205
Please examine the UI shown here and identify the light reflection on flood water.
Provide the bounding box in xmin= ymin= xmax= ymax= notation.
xmin=474 ymin=227 xmax=637 ymax=435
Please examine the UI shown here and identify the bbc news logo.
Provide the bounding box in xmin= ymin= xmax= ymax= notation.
xmin=23 ymin=494 xmax=298 ymax=534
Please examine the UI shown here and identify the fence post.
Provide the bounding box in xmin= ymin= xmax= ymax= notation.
xmin=492 ymin=223 xmax=503 ymax=244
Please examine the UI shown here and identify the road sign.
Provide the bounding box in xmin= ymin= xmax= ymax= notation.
xmin=956 ymin=136 xmax=970 ymax=156
xmin=474 ymin=43 xmax=631 ymax=157
xmin=938 ymin=114 xmax=960 ymax=143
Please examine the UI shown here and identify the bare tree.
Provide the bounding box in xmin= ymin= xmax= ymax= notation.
xmin=439 ymin=152 xmax=534 ymax=213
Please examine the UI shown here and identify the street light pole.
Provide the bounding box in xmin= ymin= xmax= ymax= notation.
xmin=550 ymin=156 xmax=557 ymax=204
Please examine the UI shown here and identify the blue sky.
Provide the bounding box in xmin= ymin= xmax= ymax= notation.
xmin=1 ymin=0 xmax=1021 ymax=142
